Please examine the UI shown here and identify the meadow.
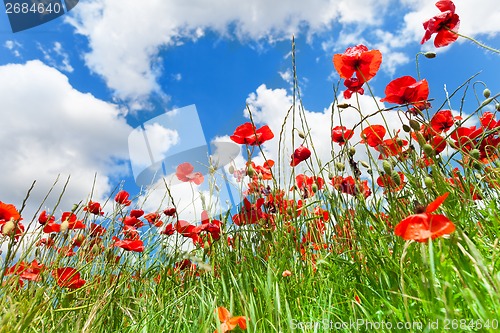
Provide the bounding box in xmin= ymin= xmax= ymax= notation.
xmin=1 ymin=1 xmax=500 ymax=332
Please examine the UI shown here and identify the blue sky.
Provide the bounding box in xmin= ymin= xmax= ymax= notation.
xmin=1 ymin=0 xmax=499 ymax=221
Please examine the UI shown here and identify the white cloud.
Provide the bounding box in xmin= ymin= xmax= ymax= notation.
xmin=66 ymin=0 xmax=394 ymax=101
xmin=37 ymin=42 xmax=74 ymax=73
xmin=4 ymin=40 xmax=22 ymax=57
xmin=0 ymin=60 xmax=132 ymax=221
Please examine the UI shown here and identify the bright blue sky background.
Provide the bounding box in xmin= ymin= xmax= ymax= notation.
xmin=0 ymin=0 xmax=499 ymax=221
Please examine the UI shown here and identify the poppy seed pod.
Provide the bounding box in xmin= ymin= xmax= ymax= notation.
xmin=382 ymin=160 xmax=393 ymax=175
xmin=424 ymin=176 xmax=434 ymax=188
xmin=409 ymin=119 xmax=421 ymax=132
xmin=391 ymin=171 xmax=401 ymax=186
xmin=335 ymin=162 xmax=345 ymax=172
xmin=483 ymin=88 xmax=491 ymax=99
xmin=424 ymin=52 xmax=436 ymax=59
xmin=470 ymin=149 xmax=480 ymax=160
xmin=402 ymin=124 xmax=411 ymax=133
xmin=423 ymin=144 xmax=434 ymax=156
xmin=246 ymin=166 xmax=255 ymax=178
xmin=348 ymin=147 xmax=356 ymax=156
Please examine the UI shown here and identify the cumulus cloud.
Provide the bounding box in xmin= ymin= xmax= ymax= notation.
xmin=0 ymin=60 xmax=132 ymax=221
xmin=66 ymin=0 xmax=394 ymax=101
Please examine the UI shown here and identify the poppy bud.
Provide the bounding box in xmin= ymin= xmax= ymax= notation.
xmin=337 ymin=103 xmax=349 ymax=109
xmin=409 ymin=119 xmax=421 ymax=132
xmin=423 ymin=144 xmax=434 ymax=156
xmin=415 ymin=132 xmax=427 ymax=147
xmin=424 ymin=52 xmax=436 ymax=59
xmin=335 ymin=162 xmax=345 ymax=172
xmin=473 ymin=162 xmax=482 ymax=170
xmin=367 ymin=168 xmax=373 ymax=175
xmin=228 ymin=165 xmax=235 ymax=174
xmin=470 ymin=149 xmax=480 ymax=160
xmin=312 ymin=184 xmax=318 ymax=193
xmin=246 ymin=166 xmax=255 ymax=178
xmin=481 ymin=98 xmax=493 ymax=108
xmin=483 ymin=88 xmax=491 ymax=98
xmin=424 ymin=176 xmax=433 ymax=188
xmin=382 ymin=160 xmax=392 ymax=175
xmin=496 ymin=103 xmax=500 ymax=112
xmin=297 ymin=130 xmax=306 ymax=139
xmin=360 ymin=160 xmax=370 ymax=168
xmin=402 ymin=124 xmax=411 ymax=133
xmin=348 ymin=147 xmax=356 ymax=156
xmin=391 ymin=171 xmax=401 ymax=186
xmin=71 ymin=204 xmax=79 ymax=213
xmin=328 ymin=171 xmax=334 ymax=180
xmin=91 ymin=244 xmax=101 ymax=255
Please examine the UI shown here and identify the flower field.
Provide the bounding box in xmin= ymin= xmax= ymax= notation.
xmin=1 ymin=1 xmax=500 ymax=332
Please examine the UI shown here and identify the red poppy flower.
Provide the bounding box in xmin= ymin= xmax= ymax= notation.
xmin=421 ymin=0 xmax=460 ymax=48
xmin=430 ymin=110 xmax=459 ymax=133
xmin=232 ymin=197 xmax=266 ymax=226
xmin=248 ymin=160 xmax=274 ymax=180
xmin=380 ymin=76 xmax=429 ymax=110
xmin=198 ymin=210 xmax=222 ymax=240
xmin=333 ymin=44 xmax=382 ymax=82
xmin=376 ymin=172 xmax=405 ymax=192
xmin=123 ymin=215 xmax=144 ymax=228
xmin=331 ymin=126 xmax=354 ymax=145
xmin=7 ymin=260 xmax=45 ymax=282
xmin=377 ymin=137 xmax=408 ymax=159
xmin=61 ymin=212 xmax=86 ymax=230
xmin=115 ymin=190 xmax=132 ymax=206
xmin=176 ymin=162 xmax=204 ymax=185
xmin=214 ymin=306 xmax=248 ymax=333
xmin=480 ymin=112 xmax=500 ymax=130
xmin=112 ymin=236 xmax=144 ymax=252
xmin=144 ymin=212 xmax=163 ymax=227
xmin=122 ymin=225 xmax=140 ymax=240
xmin=0 ymin=202 xmax=21 ymax=222
xmin=89 ymin=223 xmax=107 ymax=237
xmin=229 ymin=122 xmax=274 ymax=146
xmin=38 ymin=210 xmax=55 ymax=225
xmin=83 ymin=201 xmax=104 ymax=216
xmin=343 ymin=77 xmax=364 ymax=99
xmin=52 ymin=267 xmax=86 ymax=289
xmin=394 ymin=192 xmax=455 ymax=242
xmin=163 ymin=207 xmax=176 ymax=216
xmin=161 ymin=223 xmax=175 ymax=236
xmin=0 ymin=214 xmax=24 ymax=241
xmin=331 ymin=176 xmax=371 ymax=198
xmin=294 ymin=174 xmax=324 ymax=198
xmin=290 ymin=146 xmax=311 ymax=167
xmin=361 ymin=125 xmax=386 ymax=148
